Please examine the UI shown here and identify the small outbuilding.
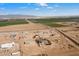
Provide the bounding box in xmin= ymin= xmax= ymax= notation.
xmin=0 ymin=42 xmax=15 ymax=49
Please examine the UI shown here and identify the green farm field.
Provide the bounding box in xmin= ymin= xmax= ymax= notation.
xmin=28 ymin=17 xmax=79 ymax=27
xmin=0 ymin=19 xmax=28 ymax=27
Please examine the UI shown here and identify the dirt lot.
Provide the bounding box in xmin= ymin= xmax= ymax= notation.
xmin=0 ymin=23 xmax=50 ymax=32
xmin=0 ymin=21 xmax=79 ymax=56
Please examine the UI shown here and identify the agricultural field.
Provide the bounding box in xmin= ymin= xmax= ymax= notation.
xmin=0 ymin=19 xmax=28 ymax=27
xmin=28 ymin=17 xmax=79 ymax=27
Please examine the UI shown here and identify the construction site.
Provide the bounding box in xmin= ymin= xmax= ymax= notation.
xmin=0 ymin=19 xmax=79 ymax=56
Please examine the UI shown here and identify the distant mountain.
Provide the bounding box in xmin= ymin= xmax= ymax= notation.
xmin=0 ymin=15 xmax=79 ymax=22
xmin=30 ymin=16 xmax=79 ymax=22
xmin=0 ymin=15 xmax=36 ymax=20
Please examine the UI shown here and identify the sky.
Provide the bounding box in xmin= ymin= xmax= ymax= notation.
xmin=0 ymin=3 xmax=79 ymax=16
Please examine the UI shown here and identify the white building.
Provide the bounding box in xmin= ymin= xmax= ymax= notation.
xmin=0 ymin=42 xmax=15 ymax=49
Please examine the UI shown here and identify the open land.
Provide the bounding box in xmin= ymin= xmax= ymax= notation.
xmin=0 ymin=17 xmax=79 ymax=56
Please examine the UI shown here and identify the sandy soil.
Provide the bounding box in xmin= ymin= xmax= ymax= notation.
xmin=0 ymin=21 xmax=79 ymax=56
xmin=0 ymin=23 xmax=50 ymax=32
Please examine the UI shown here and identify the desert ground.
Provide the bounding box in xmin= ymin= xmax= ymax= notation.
xmin=0 ymin=19 xmax=79 ymax=56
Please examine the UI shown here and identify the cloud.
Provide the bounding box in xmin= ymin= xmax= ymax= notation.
xmin=0 ymin=8 xmax=5 ymax=10
xmin=27 ymin=3 xmax=31 ymax=5
xmin=35 ymin=8 xmax=40 ymax=10
xmin=0 ymin=12 xmax=9 ymax=15
xmin=53 ymin=9 xmax=57 ymax=12
xmin=73 ymin=9 xmax=79 ymax=11
xmin=47 ymin=7 xmax=54 ymax=9
xmin=12 ymin=12 xmax=20 ymax=14
xmin=54 ymin=4 xmax=59 ymax=7
xmin=38 ymin=3 xmax=48 ymax=7
xmin=19 ymin=7 xmax=27 ymax=9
